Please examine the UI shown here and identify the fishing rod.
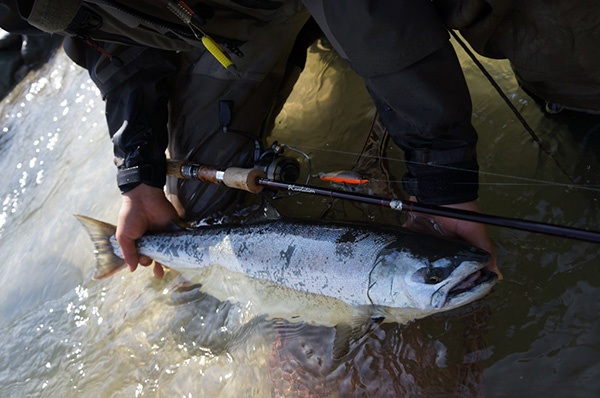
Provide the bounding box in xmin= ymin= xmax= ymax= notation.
xmin=166 ymin=160 xmax=600 ymax=244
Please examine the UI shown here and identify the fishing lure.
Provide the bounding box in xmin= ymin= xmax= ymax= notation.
xmin=319 ymin=170 xmax=370 ymax=185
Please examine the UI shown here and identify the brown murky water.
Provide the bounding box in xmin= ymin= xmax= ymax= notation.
xmin=0 ymin=35 xmax=598 ymax=397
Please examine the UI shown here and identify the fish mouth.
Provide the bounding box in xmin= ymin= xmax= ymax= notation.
xmin=444 ymin=269 xmax=498 ymax=307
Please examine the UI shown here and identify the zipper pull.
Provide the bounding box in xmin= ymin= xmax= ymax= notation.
xmin=165 ymin=0 xmax=206 ymax=27
xmin=80 ymin=34 xmax=124 ymax=67
xmin=166 ymin=0 xmax=241 ymax=76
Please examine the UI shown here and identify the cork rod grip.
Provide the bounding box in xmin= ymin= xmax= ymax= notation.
xmin=222 ymin=167 xmax=265 ymax=193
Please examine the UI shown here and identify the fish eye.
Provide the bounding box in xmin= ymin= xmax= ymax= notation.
xmin=411 ymin=267 xmax=451 ymax=284
xmin=426 ymin=268 xmax=444 ymax=284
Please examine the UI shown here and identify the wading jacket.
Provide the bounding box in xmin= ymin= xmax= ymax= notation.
xmin=1 ymin=0 xmax=485 ymax=205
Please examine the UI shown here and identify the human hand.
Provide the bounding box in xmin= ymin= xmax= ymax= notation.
xmin=404 ymin=197 xmax=502 ymax=280
xmin=116 ymin=184 xmax=180 ymax=279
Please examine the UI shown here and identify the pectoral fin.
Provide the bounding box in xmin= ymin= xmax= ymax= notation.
xmin=332 ymin=315 xmax=385 ymax=361
xmin=170 ymin=283 xmax=208 ymax=305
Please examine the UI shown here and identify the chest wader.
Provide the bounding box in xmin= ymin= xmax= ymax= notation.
xmin=164 ymin=6 xmax=311 ymax=221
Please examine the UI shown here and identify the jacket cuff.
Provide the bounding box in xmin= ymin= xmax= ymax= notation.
xmin=402 ymin=161 xmax=479 ymax=205
xmin=117 ymin=161 xmax=166 ymax=194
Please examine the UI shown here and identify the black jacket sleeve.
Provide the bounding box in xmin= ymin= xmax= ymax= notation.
xmin=79 ymin=41 xmax=177 ymax=193
xmin=365 ymin=41 xmax=479 ymax=205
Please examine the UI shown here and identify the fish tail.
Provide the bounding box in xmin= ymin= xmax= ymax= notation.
xmin=75 ymin=215 xmax=127 ymax=280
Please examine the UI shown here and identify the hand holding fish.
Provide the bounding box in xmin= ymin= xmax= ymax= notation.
xmin=117 ymin=184 xmax=180 ymax=279
xmin=405 ymin=198 xmax=501 ymax=280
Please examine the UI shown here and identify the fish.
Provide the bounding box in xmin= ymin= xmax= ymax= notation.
xmin=76 ymin=215 xmax=498 ymax=358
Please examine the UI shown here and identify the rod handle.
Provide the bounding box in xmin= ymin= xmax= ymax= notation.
xmin=166 ymin=159 xmax=189 ymax=179
xmin=166 ymin=160 xmax=265 ymax=193
xmin=223 ymin=167 xmax=264 ymax=193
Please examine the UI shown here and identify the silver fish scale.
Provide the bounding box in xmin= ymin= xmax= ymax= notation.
xmin=137 ymin=222 xmax=396 ymax=306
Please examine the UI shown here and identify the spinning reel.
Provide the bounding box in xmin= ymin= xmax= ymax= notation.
xmin=218 ymin=100 xmax=310 ymax=184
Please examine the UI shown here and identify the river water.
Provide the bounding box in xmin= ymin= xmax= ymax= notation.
xmin=0 ymin=36 xmax=598 ymax=397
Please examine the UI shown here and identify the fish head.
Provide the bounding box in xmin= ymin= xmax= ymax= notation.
xmin=368 ymin=237 xmax=497 ymax=313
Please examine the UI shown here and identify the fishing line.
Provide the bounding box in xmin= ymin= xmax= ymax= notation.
xmin=469 ymin=182 xmax=600 ymax=189
xmin=447 ymin=29 xmax=577 ymax=184
xmin=283 ymin=143 xmax=600 ymax=194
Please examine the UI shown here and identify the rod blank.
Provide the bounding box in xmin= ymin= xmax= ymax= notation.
xmin=166 ymin=160 xmax=600 ymax=244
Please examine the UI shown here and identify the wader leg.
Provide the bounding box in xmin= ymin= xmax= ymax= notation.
xmin=166 ymin=11 xmax=311 ymax=221
xmin=302 ymin=0 xmax=479 ymax=204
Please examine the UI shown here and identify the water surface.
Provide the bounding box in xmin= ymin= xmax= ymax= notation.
xmin=0 ymin=37 xmax=598 ymax=397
